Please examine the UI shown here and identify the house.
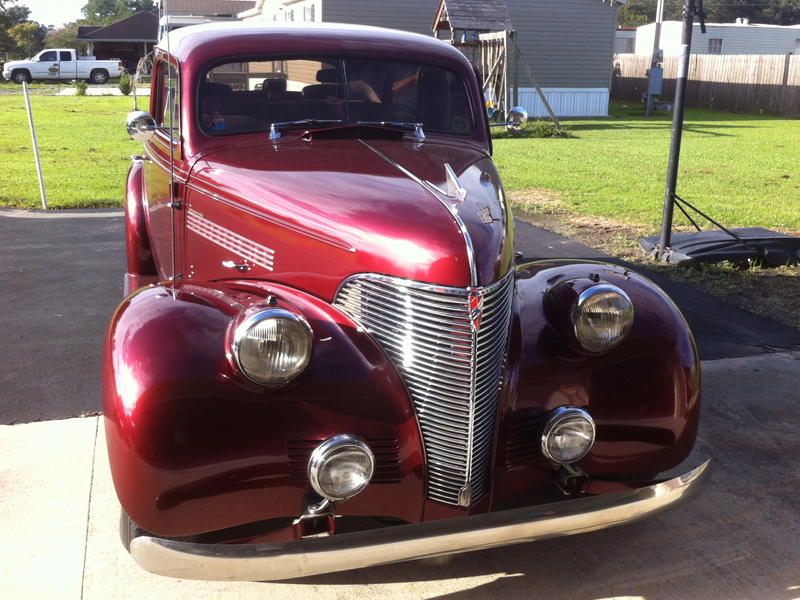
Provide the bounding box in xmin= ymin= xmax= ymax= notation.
xmin=77 ymin=11 xmax=158 ymax=72
xmin=158 ymin=0 xmax=256 ymax=40
xmin=240 ymin=0 xmax=628 ymax=117
xmin=636 ymin=20 xmax=800 ymax=56
xmin=77 ymin=2 xmax=257 ymax=71
xmin=615 ymin=27 xmax=636 ymax=53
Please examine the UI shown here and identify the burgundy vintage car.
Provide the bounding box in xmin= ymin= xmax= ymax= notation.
xmin=105 ymin=22 xmax=710 ymax=580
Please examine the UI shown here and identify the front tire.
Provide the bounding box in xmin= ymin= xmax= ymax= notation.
xmin=90 ymin=70 xmax=109 ymax=85
xmin=12 ymin=70 xmax=31 ymax=84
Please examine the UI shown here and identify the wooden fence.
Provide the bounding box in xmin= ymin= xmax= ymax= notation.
xmin=611 ymin=53 xmax=800 ymax=118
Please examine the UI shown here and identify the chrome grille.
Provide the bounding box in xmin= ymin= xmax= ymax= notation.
xmin=334 ymin=271 xmax=514 ymax=506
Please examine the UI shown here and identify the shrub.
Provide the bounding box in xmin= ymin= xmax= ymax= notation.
xmin=491 ymin=117 xmax=570 ymax=139
xmin=75 ymin=81 xmax=87 ymax=96
xmin=119 ymin=70 xmax=132 ymax=96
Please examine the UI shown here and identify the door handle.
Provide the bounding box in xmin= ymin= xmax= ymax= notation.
xmin=222 ymin=260 xmax=251 ymax=273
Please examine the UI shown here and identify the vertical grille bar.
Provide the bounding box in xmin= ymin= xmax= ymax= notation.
xmin=335 ymin=271 xmax=514 ymax=506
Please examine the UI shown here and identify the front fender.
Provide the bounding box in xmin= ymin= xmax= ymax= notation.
xmin=103 ymin=280 xmax=424 ymax=536
xmin=492 ymin=260 xmax=701 ymax=504
xmin=124 ymin=160 xmax=157 ymax=295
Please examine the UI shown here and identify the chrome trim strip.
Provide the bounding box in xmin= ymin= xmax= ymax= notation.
xmin=130 ymin=460 xmax=712 ymax=581
xmin=187 ymin=209 xmax=275 ymax=271
xmin=360 ymin=140 xmax=479 ymax=287
xmin=186 ymin=180 xmax=356 ymax=253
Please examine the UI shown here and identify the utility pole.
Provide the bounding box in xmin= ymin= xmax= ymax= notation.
xmin=645 ymin=0 xmax=665 ymax=117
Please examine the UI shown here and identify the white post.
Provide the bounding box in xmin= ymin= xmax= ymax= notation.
xmin=23 ymin=81 xmax=48 ymax=209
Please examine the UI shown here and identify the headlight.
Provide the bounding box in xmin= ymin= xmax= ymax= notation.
xmin=541 ymin=406 xmax=596 ymax=465
xmin=571 ymin=284 xmax=633 ymax=353
xmin=308 ymin=435 xmax=375 ymax=501
xmin=231 ymin=308 xmax=312 ymax=386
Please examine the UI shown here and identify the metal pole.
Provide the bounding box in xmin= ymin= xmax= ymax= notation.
xmin=646 ymin=0 xmax=666 ymax=117
xmin=658 ymin=0 xmax=695 ymax=256
xmin=23 ymin=81 xmax=48 ymax=209
xmin=511 ymin=30 xmax=518 ymax=107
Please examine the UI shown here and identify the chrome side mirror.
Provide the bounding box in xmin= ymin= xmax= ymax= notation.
xmin=505 ymin=107 xmax=528 ymax=133
xmin=126 ymin=110 xmax=156 ymax=142
xmin=488 ymin=107 xmax=529 ymax=134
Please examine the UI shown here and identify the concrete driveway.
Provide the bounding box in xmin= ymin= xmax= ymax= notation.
xmin=1 ymin=208 xmax=799 ymax=598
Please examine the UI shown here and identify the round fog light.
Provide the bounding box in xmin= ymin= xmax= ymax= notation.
xmin=541 ymin=406 xmax=596 ymax=465
xmin=308 ymin=435 xmax=375 ymax=501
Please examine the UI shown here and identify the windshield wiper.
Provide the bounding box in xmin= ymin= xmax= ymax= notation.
xmin=269 ymin=119 xmax=343 ymax=140
xmin=357 ymin=121 xmax=425 ymax=140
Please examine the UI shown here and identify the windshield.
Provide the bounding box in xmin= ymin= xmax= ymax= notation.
xmin=199 ymin=56 xmax=475 ymax=137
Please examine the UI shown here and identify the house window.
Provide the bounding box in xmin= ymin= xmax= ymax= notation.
xmin=285 ymin=9 xmax=294 ymax=21
xmin=708 ymin=39 xmax=723 ymax=54
xmin=304 ymin=5 xmax=315 ymax=21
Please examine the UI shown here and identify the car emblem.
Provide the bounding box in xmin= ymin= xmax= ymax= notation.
xmin=469 ymin=294 xmax=484 ymax=332
xmin=477 ymin=204 xmax=493 ymax=224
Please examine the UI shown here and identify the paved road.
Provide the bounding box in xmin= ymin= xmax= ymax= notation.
xmin=2 ymin=208 xmax=800 ymax=598
xmin=2 ymin=209 xmax=800 ymax=425
xmin=0 ymin=209 xmax=125 ymax=424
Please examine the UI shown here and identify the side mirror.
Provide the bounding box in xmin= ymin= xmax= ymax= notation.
xmin=488 ymin=107 xmax=529 ymax=134
xmin=126 ymin=110 xmax=156 ymax=142
xmin=505 ymin=107 xmax=528 ymax=133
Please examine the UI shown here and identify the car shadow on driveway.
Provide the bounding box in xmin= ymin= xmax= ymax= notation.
xmin=287 ymin=352 xmax=800 ymax=599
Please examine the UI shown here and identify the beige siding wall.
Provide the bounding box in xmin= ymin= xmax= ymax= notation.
xmin=324 ymin=0 xmax=618 ymax=89
xmin=507 ymin=0 xmax=618 ymax=89
xmin=637 ymin=22 xmax=800 ymax=56
xmin=323 ymin=0 xmax=440 ymax=35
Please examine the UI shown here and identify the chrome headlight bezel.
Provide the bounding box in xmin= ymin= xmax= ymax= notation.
xmin=230 ymin=307 xmax=313 ymax=387
xmin=540 ymin=406 xmax=596 ymax=465
xmin=570 ymin=283 xmax=634 ymax=354
xmin=308 ymin=435 xmax=375 ymax=501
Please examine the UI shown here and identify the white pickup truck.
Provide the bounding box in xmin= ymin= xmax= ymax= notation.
xmin=2 ymin=48 xmax=124 ymax=84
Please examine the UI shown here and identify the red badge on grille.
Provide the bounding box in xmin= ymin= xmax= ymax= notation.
xmin=470 ymin=294 xmax=484 ymax=332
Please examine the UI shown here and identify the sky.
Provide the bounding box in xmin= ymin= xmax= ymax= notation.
xmin=18 ymin=0 xmax=88 ymax=28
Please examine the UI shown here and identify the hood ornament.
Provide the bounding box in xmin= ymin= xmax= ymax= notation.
xmin=424 ymin=163 xmax=468 ymax=203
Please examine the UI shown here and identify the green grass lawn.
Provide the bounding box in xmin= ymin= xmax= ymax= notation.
xmin=2 ymin=95 xmax=798 ymax=232
xmin=494 ymin=102 xmax=800 ymax=233
xmin=0 ymin=94 xmax=138 ymax=208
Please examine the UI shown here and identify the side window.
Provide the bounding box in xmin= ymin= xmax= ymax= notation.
xmin=59 ymin=51 xmax=72 ymax=62
xmin=708 ymin=39 xmax=723 ymax=54
xmin=155 ymin=61 xmax=180 ymax=141
xmin=39 ymin=51 xmax=57 ymax=62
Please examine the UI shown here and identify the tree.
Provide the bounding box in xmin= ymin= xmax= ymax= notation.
xmin=45 ymin=23 xmax=87 ymax=53
xmin=0 ymin=2 xmax=48 ymax=60
xmin=9 ymin=20 xmax=45 ymax=57
xmin=617 ymin=0 xmax=800 ymax=27
xmin=81 ymin=0 xmax=155 ymax=25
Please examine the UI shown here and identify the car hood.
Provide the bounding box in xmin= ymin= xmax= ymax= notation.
xmin=187 ymin=134 xmax=513 ymax=298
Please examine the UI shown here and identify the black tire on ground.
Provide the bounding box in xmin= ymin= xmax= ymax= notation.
xmin=90 ymin=70 xmax=109 ymax=85
xmin=12 ymin=70 xmax=31 ymax=84
xmin=119 ymin=508 xmax=198 ymax=552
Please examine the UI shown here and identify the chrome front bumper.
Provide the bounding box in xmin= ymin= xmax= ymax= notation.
xmin=130 ymin=460 xmax=711 ymax=581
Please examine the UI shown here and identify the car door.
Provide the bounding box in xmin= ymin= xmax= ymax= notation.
xmin=58 ymin=51 xmax=76 ymax=80
xmin=32 ymin=50 xmax=58 ymax=78
xmin=143 ymin=58 xmax=184 ymax=281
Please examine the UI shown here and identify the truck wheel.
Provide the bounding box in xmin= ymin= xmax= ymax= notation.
xmin=12 ymin=70 xmax=31 ymax=84
xmin=119 ymin=508 xmax=197 ymax=552
xmin=90 ymin=70 xmax=109 ymax=85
